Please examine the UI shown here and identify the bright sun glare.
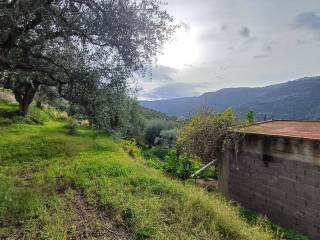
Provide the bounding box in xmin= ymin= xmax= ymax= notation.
xmin=157 ymin=28 xmax=200 ymax=69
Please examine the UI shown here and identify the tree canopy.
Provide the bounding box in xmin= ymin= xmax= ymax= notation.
xmin=0 ymin=0 xmax=176 ymax=115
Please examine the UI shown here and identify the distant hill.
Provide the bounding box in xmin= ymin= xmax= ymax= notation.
xmin=138 ymin=105 xmax=176 ymax=121
xmin=140 ymin=76 xmax=320 ymax=120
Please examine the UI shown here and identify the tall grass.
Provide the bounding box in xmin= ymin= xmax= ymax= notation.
xmin=0 ymin=101 xmax=292 ymax=239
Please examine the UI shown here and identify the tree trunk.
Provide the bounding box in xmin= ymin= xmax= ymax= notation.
xmin=36 ymin=100 xmax=42 ymax=109
xmin=13 ymin=83 xmax=39 ymax=116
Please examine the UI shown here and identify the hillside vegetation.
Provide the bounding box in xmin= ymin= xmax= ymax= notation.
xmin=0 ymin=101 xmax=277 ymax=240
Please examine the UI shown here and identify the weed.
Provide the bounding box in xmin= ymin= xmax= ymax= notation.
xmin=121 ymin=139 xmax=141 ymax=158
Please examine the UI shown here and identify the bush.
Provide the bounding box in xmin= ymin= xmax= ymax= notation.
xmin=142 ymin=147 xmax=169 ymax=161
xmin=142 ymin=147 xmax=216 ymax=180
xmin=247 ymin=111 xmax=254 ymax=123
xmin=163 ymin=150 xmax=199 ymax=180
xmin=121 ymin=139 xmax=141 ymax=158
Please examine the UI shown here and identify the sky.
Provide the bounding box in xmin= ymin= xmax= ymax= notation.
xmin=138 ymin=0 xmax=320 ymax=100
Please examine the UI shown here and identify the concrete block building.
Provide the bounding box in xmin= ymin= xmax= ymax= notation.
xmin=218 ymin=121 xmax=320 ymax=239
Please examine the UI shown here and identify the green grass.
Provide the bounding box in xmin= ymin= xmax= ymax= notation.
xmin=240 ymin=208 xmax=309 ymax=240
xmin=0 ymin=101 xmax=297 ymax=239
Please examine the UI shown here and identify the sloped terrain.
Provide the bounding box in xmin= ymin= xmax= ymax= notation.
xmin=0 ymin=101 xmax=276 ymax=240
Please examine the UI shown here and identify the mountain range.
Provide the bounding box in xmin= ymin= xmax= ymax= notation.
xmin=139 ymin=76 xmax=320 ymax=120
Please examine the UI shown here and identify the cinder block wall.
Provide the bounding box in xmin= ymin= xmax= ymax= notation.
xmin=218 ymin=133 xmax=320 ymax=239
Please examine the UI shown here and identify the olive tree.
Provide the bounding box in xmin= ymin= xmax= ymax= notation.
xmin=144 ymin=119 xmax=176 ymax=146
xmin=0 ymin=0 xmax=176 ymax=115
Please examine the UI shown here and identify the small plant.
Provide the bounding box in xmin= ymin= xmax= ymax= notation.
xmin=67 ymin=120 xmax=79 ymax=135
xmin=43 ymin=106 xmax=70 ymax=122
xmin=121 ymin=207 xmax=136 ymax=229
xmin=142 ymin=147 xmax=216 ymax=180
xmin=163 ymin=150 xmax=196 ymax=180
xmin=247 ymin=111 xmax=254 ymax=123
xmin=121 ymin=139 xmax=141 ymax=158
xmin=142 ymin=147 xmax=169 ymax=161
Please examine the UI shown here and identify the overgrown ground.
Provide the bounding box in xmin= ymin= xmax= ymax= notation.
xmin=0 ymin=101 xmax=304 ymax=239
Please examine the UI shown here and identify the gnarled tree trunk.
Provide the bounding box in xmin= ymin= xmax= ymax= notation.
xmin=13 ymin=82 xmax=39 ymax=116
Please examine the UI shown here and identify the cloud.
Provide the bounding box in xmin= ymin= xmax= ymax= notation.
xmin=239 ymin=26 xmax=250 ymax=38
xmin=253 ymin=54 xmax=269 ymax=59
xmin=144 ymin=65 xmax=178 ymax=82
xmin=139 ymin=0 xmax=320 ymax=100
xmin=296 ymin=39 xmax=309 ymax=45
xmin=197 ymin=31 xmax=218 ymax=43
xmin=264 ymin=45 xmax=272 ymax=52
xmin=146 ymin=83 xmax=201 ymax=99
xmin=220 ymin=24 xmax=228 ymax=31
xmin=294 ymin=12 xmax=320 ymax=31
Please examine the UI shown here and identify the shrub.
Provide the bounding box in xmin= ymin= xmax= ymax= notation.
xmin=142 ymin=147 xmax=169 ymax=161
xmin=247 ymin=111 xmax=254 ymax=123
xmin=177 ymin=107 xmax=241 ymax=163
xmin=121 ymin=139 xmax=141 ymax=158
xmin=142 ymin=147 xmax=216 ymax=180
xmin=163 ymin=151 xmax=196 ymax=180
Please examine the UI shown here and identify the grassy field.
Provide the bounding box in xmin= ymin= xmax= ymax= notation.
xmin=0 ymin=101 xmax=293 ymax=239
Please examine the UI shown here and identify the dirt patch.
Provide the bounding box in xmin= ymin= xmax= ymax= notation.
xmin=56 ymin=176 xmax=72 ymax=194
xmin=69 ymin=193 xmax=129 ymax=240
